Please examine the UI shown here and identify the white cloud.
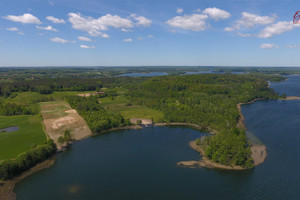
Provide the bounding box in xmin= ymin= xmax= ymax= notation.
xmin=6 ymin=27 xmax=19 ymax=31
xmin=148 ymin=34 xmax=154 ymax=38
xmin=177 ymin=8 xmax=183 ymax=14
xmin=6 ymin=27 xmax=24 ymax=35
xmin=225 ymin=12 xmax=276 ymax=31
xmin=80 ymin=45 xmax=95 ymax=49
xmin=4 ymin=13 xmax=41 ymax=24
xmin=237 ymin=32 xmax=253 ymax=37
xmin=130 ymin=14 xmax=152 ymax=27
xmin=78 ymin=36 xmax=92 ymax=42
xmin=195 ymin=8 xmax=201 ymax=13
xmin=68 ymin=12 xmax=134 ymax=38
xmin=36 ymin=25 xmax=58 ymax=32
xmin=46 ymin=16 xmax=65 ymax=24
xmin=50 ymin=37 xmax=74 ymax=44
xmin=203 ymin=7 xmax=231 ymax=21
xmin=121 ymin=28 xmax=132 ymax=32
xmin=258 ymin=21 xmax=297 ymax=38
xmin=286 ymin=44 xmax=300 ymax=48
xmin=260 ymin=43 xmax=279 ymax=49
xmin=123 ymin=38 xmax=133 ymax=42
xmin=166 ymin=14 xmax=208 ymax=31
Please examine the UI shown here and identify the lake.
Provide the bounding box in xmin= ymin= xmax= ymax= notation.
xmin=14 ymin=75 xmax=300 ymax=199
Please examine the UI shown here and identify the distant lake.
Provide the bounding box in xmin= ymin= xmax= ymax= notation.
xmin=14 ymin=75 xmax=300 ymax=200
xmin=119 ymin=71 xmax=246 ymax=77
xmin=118 ymin=72 xmax=168 ymax=77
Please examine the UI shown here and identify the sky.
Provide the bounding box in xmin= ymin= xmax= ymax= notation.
xmin=0 ymin=0 xmax=300 ymax=67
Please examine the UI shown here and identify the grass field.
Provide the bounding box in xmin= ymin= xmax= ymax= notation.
xmin=0 ymin=115 xmax=47 ymax=160
xmin=100 ymin=95 xmax=164 ymax=122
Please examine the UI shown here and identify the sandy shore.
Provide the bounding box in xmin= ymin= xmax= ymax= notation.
xmin=178 ymin=141 xmax=266 ymax=169
xmin=237 ymin=98 xmax=264 ymax=129
xmin=251 ymin=145 xmax=267 ymax=166
xmin=0 ymin=155 xmax=57 ymax=200
xmin=284 ymin=96 xmax=300 ymax=100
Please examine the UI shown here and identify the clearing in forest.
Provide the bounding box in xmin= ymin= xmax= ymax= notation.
xmin=40 ymin=101 xmax=92 ymax=144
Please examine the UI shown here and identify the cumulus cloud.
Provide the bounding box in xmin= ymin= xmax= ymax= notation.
xmin=68 ymin=12 xmax=134 ymax=38
xmin=80 ymin=45 xmax=95 ymax=49
xmin=177 ymin=8 xmax=183 ymax=14
xmin=225 ymin=12 xmax=276 ymax=31
xmin=4 ymin=13 xmax=41 ymax=24
xmin=260 ymin=43 xmax=279 ymax=49
xmin=258 ymin=21 xmax=297 ymax=38
xmin=203 ymin=7 xmax=231 ymax=21
xmin=121 ymin=28 xmax=132 ymax=32
xmin=46 ymin=16 xmax=65 ymax=23
xmin=123 ymin=38 xmax=133 ymax=42
xmin=148 ymin=34 xmax=154 ymax=38
xmin=6 ymin=27 xmax=24 ymax=35
xmin=130 ymin=14 xmax=152 ymax=27
xmin=36 ymin=25 xmax=58 ymax=32
xmin=78 ymin=36 xmax=92 ymax=41
xmin=50 ymin=37 xmax=74 ymax=44
xmin=166 ymin=14 xmax=208 ymax=31
xmin=6 ymin=27 xmax=19 ymax=31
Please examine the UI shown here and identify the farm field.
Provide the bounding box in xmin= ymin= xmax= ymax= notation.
xmin=40 ymin=101 xmax=92 ymax=145
xmin=0 ymin=115 xmax=47 ymax=160
xmin=100 ymin=95 xmax=164 ymax=122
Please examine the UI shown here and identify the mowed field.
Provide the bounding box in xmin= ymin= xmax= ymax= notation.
xmin=0 ymin=115 xmax=47 ymax=160
xmin=40 ymin=101 xmax=92 ymax=144
xmin=100 ymin=95 xmax=164 ymax=122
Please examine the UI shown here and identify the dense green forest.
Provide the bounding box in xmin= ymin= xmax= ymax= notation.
xmin=127 ymin=74 xmax=281 ymax=168
xmin=0 ymin=140 xmax=57 ymax=180
xmin=66 ymin=96 xmax=131 ymax=133
xmin=0 ymin=71 xmax=286 ymax=176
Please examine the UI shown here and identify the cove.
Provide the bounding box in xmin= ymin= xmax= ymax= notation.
xmin=14 ymin=75 xmax=300 ymax=200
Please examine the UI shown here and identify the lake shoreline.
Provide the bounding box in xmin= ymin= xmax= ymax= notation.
xmin=1 ymin=98 xmax=275 ymax=199
xmin=0 ymin=155 xmax=57 ymax=200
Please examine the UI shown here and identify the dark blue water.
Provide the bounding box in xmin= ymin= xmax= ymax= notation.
xmin=119 ymin=72 xmax=168 ymax=77
xmin=14 ymin=76 xmax=300 ymax=200
xmin=270 ymin=74 xmax=300 ymax=96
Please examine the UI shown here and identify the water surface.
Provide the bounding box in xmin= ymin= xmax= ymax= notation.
xmin=0 ymin=126 xmax=19 ymax=133
xmin=14 ymin=76 xmax=300 ymax=200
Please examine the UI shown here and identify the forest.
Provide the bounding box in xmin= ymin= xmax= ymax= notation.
xmin=0 ymin=71 xmax=285 ymax=178
xmin=126 ymin=74 xmax=281 ymax=168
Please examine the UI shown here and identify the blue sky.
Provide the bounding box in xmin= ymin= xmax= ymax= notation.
xmin=0 ymin=0 xmax=300 ymax=67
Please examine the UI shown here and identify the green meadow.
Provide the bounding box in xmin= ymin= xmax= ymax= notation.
xmin=100 ymin=95 xmax=164 ymax=122
xmin=0 ymin=115 xmax=47 ymax=160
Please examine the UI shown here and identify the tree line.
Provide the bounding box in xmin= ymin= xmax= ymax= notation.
xmin=0 ymin=140 xmax=57 ymax=180
xmin=66 ymin=96 xmax=131 ymax=133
